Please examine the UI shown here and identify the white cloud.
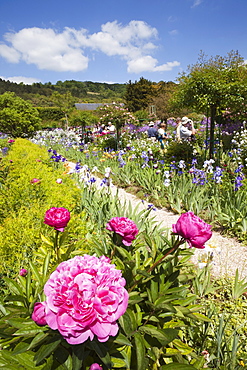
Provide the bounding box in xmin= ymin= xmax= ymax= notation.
xmin=0 ymin=44 xmax=20 ymax=63
xmin=191 ymin=0 xmax=203 ymax=8
xmin=0 ymin=75 xmax=41 ymax=84
xmin=3 ymin=27 xmax=89 ymax=72
xmin=0 ymin=21 xmax=180 ymax=75
xmin=127 ymin=56 xmax=180 ymax=73
xmin=169 ymin=30 xmax=178 ymax=36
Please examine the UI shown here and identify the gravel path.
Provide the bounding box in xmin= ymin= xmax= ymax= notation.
xmin=105 ymin=180 xmax=247 ymax=279
xmin=68 ymin=162 xmax=247 ymax=280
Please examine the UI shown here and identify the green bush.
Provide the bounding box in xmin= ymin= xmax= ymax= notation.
xmin=0 ymin=138 xmax=90 ymax=273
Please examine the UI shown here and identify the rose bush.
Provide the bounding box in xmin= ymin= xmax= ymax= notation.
xmin=44 ymin=207 xmax=71 ymax=232
xmin=106 ymin=217 xmax=139 ymax=246
xmin=172 ymin=211 xmax=212 ymax=249
xmin=32 ymin=254 xmax=129 ymax=345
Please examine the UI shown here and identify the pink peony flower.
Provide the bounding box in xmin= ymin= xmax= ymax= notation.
xmin=19 ymin=268 xmax=28 ymax=277
xmin=89 ymin=364 xmax=103 ymax=370
xmin=41 ymin=255 xmax=128 ymax=345
xmin=44 ymin=207 xmax=70 ymax=232
xmin=172 ymin=211 xmax=212 ymax=249
xmin=31 ymin=302 xmax=47 ymax=326
xmin=7 ymin=139 xmax=15 ymax=143
xmin=30 ymin=178 xmax=41 ymax=184
xmin=106 ymin=217 xmax=139 ymax=246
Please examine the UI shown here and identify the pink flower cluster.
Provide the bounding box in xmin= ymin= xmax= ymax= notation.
xmin=44 ymin=207 xmax=70 ymax=232
xmin=172 ymin=211 xmax=212 ymax=249
xmin=32 ymin=255 xmax=128 ymax=345
xmin=106 ymin=217 xmax=139 ymax=246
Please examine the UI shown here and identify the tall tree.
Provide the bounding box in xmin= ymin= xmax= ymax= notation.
xmin=124 ymin=77 xmax=155 ymax=112
xmin=171 ymin=50 xmax=247 ymax=157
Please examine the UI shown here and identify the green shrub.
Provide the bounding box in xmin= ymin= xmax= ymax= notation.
xmin=0 ymin=138 xmax=91 ymax=273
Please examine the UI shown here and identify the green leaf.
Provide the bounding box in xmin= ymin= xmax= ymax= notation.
xmin=115 ymin=246 xmax=133 ymax=261
xmin=134 ymin=332 xmax=146 ymax=370
xmin=114 ymin=333 xmax=132 ymax=346
xmin=41 ymin=234 xmax=54 ymax=247
xmin=161 ymin=364 xmax=197 ymax=369
xmin=89 ymin=341 xmax=112 ymax=368
xmin=29 ymin=261 xmax=43 ymax=284
xmin=27 ymin=332 xmax=50 ymax=351
xmin=128 ymin=293 xmax=143 ymax=305
xmin=4 ymin=277 xmax=23 ymax=295
xmin=172 ymin=339 xmax=193 ymax=355
xmin=34 ymin=337 xmax=61 ymax=365
xmin=139 ymin=326 xmax=178 ymax=346
xmin=42 ymin=253 xmax=51 ymax=277
xmin=111 ymin=357 xmax=127 ymax=368
xmin=118 ymin=311 xmax=133 ymax=336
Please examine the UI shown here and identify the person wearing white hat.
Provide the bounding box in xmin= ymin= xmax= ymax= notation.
xmin=147 ymin=121 xmax=158 ymax=141
xmin=180 ymin=117 xmax=196 ymax=140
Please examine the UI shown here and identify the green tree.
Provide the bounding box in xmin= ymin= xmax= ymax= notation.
xmin=0 ymin=92 xmax=41 ymax=137
xmin=70 ymin=110 xmax=98 ymax=131
xmin=151 ymin=81 xmax=179 ymax=120
xmin=171 ymin=50 xmax=247 ymax=157
xmin=124 ymin=77 xmax=155 ymax=112
xmin=51 ymin=91 xmax=76 ymax=128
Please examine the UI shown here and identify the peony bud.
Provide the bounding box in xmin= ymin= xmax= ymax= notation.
xmin=31 ymin=302 xmax=47 ymax=326
xmin=30 ymin=178 xmax=41 ymax=184
xmin=89 ymin=364 xmax=103 ymax=370
xmin=19 ymin=268 xmax=28 ymax=277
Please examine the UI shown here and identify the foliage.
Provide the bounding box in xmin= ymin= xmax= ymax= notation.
xmin=37 ymin=107 xmax=65 ymax=127
xmin=190 ymin=270 xmax=247 ymax=368
xmin=150 ymin=81 xmax=179 ymax=121
xmin=0 ymin=78 xmax=127 ymax=103
xmin=164 ymin=141 xmax=194 ymax=163
xmin=0 ymin=92 xmax=41 ymax=137
xmin=0 ymin=138 xmax=90 ymax=274
xmin=124 ymin=78 xmax=155 ymax=112
xmin=70 ymin=110 xmax=98 ymax=129
xmin=0 ymin=186 xmax=208 ymax=368
xmin=50 ymin=91 xmax=76 ymax=128
xmin=171 ymin=50 xmax=247 ymax=118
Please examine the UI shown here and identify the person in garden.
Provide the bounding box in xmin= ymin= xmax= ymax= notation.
xmin=147 ymin=121 xmax=158 ymax=141
xmin=106 ymin=121 xmax=116 ymax=133
xmin=175 ymin=117 xmax=182 ymax=141
xmin=157 ymin=121 xmax=167 ymax=149
xmin=179 ymin=116 xmax=196 ymax=141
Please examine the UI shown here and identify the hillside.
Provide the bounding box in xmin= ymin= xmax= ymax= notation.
xmin=0 ymin=79 xmax=127 ymax=106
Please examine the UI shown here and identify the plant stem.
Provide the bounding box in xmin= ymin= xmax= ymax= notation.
xmin=128 ymin=237 xmax=184 ymax=293
xmin=54 ymin=230 xmax=60 ymax=262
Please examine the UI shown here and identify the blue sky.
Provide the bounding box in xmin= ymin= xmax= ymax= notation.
xmin=0 ymin=0 xmax=246 ymax=85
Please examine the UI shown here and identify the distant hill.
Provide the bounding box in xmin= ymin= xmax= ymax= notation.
xmin=0 ymin=79 xmax=127 ymax=105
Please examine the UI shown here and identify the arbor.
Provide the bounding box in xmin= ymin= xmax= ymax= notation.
xmin=124 ymin=77 xmax=155 ymax=112
xmin=171 ymin=51 xmax=247 ymax=157
xmin=0 ymin=92 xmax=41 ymax=137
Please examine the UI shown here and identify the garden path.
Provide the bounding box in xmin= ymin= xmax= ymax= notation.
xmin=103 ymin=179 xmax=247 ymax=280
xmin=68 ymin=162 xmax=247 ymax=280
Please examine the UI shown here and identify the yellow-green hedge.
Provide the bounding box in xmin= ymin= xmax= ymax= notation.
xmin=0 ymin=139 xmax=90 ymax=273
